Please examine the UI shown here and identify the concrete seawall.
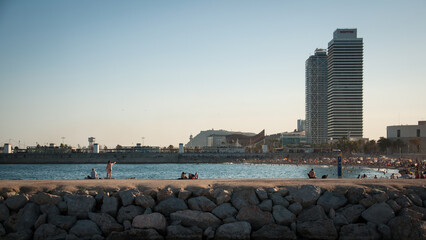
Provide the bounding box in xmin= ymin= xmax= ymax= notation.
xmin=0 ymin=179 xmax=425 ymax=239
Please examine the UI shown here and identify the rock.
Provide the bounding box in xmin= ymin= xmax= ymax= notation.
xmin=106 ymin=228 xmax=163 ymax=240
xmin=133 ymin=213 xmax=167 ymax=233
xmin=424 ymin=200 xmax=426 ymax=207
xmin=329 ymin=208 xmax=335 ymax=218
xmin=34 ymin=213 xmax=47 ymax=229
xmin=69 ymin=220 xmax=102 ymax=239
xmin=388 ymin=216 xmax=426 ymax=240
xmin=255 ymin=188 xmax=268 ymax=201
xmin=2 ymin=230 xmax=32 ymax=240
xmin=40 ymin=204 xmax=60 ymax=217
xmin=270 ymin=193 xmax=290 ymax=207
xmin=170 ymin=210 xmax=221 ymax=230
xmin=408 ymin=193 xmax=423 ymax=207
xmin=395 ymin=195 xmax=413 ymax=208
xmin=211 ymin=188 xmax=232 ymax=205
xmin=188 ymin=196 xmax=217 ymax=212
xmin=236 ymin=205 xmax=274 ymax=230
xmin=290 ymin=222 xmax=296 ymax=233
xmin=178 ymin=189 xmax=192 ymax=200
xmin=64 ymin=194 xmax=96 ymax=219
xmin=157 ymin=188 xmax=175 ymax=202
xmin=2 ymin=192 xmax=17 ymax=199
xmin=0 ymin=203 xmax=10 ymax=222
xmin=340 ymin=204 xmax=365 ymax=223
xmin=399 ymin=207 xmax=423 ymax=220
xmin=0 ymin=223 xmax=5 ymax=237
xmin=192 ymin=188 xmax=213 ymax=198
xmin=166 ymin=225 xmax=203 ymax=240
xmin=30 ymin=192 xmax=62 ymax=205
xmin=33 ymin=223 xmax=67 ymax=240
xmin=252 ymin=224 xmax=297 ymax=240
xmin=91 ymin=234 xmax=104 ymax=240
xmin=359 ymin=196 xmax=377 ymax=208
xmin=409 ymin=205 xmax=426 ymax=220
xmin=57 ymin=201 xmax=67 ymax=214
xmin=88 ymin=212 xmax=123 ymax=236
xmin=212 ymin=203 xmax=237 ymax=220
xmin=65 ymin=234 xmax=79 ymax=240
xmin=377 ymin=223 xmax=392 ymax=240
xmin=231 ymin=189 xmax=259 ymax=210
xmin=17 ymin=202 xmax=40 ymax=231
xmin=204 ymin=226 xmax=214 ymax=240
xmin=372 ymin=189 xmax=388 ymax=203
xmin=95 ymin=192 xmax=106 ymax=203
xmin=386 ymin=199 xmax=401 ymax=212
xmin=135 ymin=194 xmax=156 ymax=209
xmin=214 ymin=221 xmax=251 ymax=240
xmin=49 ymin=215 xmax=77 ymax=231
xmin=154 ymin=198 xmax=188 ymax=217
xmin=119 ymin=189 xmax=139 ymax=206
xmin=277 ymin=188 xmax=289 ymax=197
xmin=102 ymin=196 xmax=119 ymax=217
xmin=339 ymin=223 xmax=381 ymax=240
xmin=387 ymin=190 xmax=400 ymax=199
xmin=361 ymin=202 xmax=395 ymax=224
xmin=297 ymin=205 xmax=327 ymax=222
xmin=259 ymin=199 xmax=273 ymax=212
xmin=288 ymin=202 xmax=302 ymax=215
xmin=297 ymin=219 xmax=338 ymax=240
xmin=145 ymin=208 xmax=153 ymax=214
xmin=117 ymin=205 xmax=144 ymax=223
xmin=4 ymin=195 xmax=28 ymax=211
xmin=273 ymin=205 xmax=295 ymax=226
xmin=4 ymin=212 xmax=19 ymax=232
xmin=123 ymin=220 xmax=131 ymax=230
xmin=347 ymin=187 xmax=366 ymax=204
xmin=333 ymin=214 xmax=348 ymax=227
xmin=291 ymin=185 xmax=321 ymax=208
xmin=317 ymin=191 xmax=347 ymax=213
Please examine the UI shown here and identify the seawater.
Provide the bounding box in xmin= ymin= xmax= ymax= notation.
xmin=0 ymin=163 xmax=398 ymax=180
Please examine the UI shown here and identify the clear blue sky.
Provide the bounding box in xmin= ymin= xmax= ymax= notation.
xmin=1 ymin=0 xmax=425 ymax=148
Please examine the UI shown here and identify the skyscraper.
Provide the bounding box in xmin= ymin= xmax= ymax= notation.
xmin=327 ymin=29 xmax=363 ymax=140
xmin=305 ymin=48 xmax=328 ymax=144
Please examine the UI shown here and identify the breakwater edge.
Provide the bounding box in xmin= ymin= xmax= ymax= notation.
xmin=0 ymin=179 xmax=425 ymax=239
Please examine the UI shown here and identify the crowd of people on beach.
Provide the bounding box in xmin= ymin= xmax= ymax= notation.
xmin=179 ymin=171 xmax=199 ymax=179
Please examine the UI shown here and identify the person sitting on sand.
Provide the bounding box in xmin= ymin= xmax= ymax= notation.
xmin=321 ymin=174 xmax=328 ymax=179
xmin=106 ymin=160 xmax=116 ymax=179
xmin=90 ymin=168 xmax=98 ymax=179
xmin=180 ymin=172 xmax=187 ymax=179
xmin=194 ymin=172 xmax=198 ymax=179
xmin=188 ymin=173 xmax=193 ymax=179
xmin=308 ymin=169 xmax=316 ymax=179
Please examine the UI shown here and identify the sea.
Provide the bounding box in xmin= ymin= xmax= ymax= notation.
xmin=0 ymin=163 xmax=398 ymax=180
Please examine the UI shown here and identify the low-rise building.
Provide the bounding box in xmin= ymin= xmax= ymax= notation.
xmin=387 ymin=121 xmax=426 ymax=153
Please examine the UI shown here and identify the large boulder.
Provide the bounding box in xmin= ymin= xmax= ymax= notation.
xmin=214 ymin=221 xmax=251 ymax=240
xmin=106 ymin=228 xmax=163 ymax=240
xmin=297 ymin=205 xmax=327 ymax=222
xmin=211 ymin=188 xmax=232 ymax=205
xmin=408 ymin=193 xmax=423 ymax=207
xmin=386 ymin=199 xmax=401 ymax=212
xmin=317 ymin=191 xmax=347 ymax=212
xmin=48 ymin=214 xmax=77 ymax=231
xmin=288 ymin=202 xmax=302 ymax=215
xmin=170 ymin=210 xmax=221 ymax=230
xmin=135 ymin=194 xmax=156 ymax=209
xmin=347 ymin=187 xmax=366 ymax=204
xmin=0 ymin=203 xmax=10 ymax=222
xmin=270 ymin=193 xmax=290 ymax=207
xmin=154 ymin=198 xmax=188 ymax=216
xmin=102 ymin=196 xmax=119 ymax=217
xmin=132 ymin=213 xmax=167 ymax=233
xmin=69 ymin=219 xmax=102 ymax=240
xmin=16 ymin=202 xmax=40 ymax=232
xmin=255 ymin=188 xmax=268 ymax=201
xmin=4 ymin=195 xmax=28 ymax=211
xmin=166 ymin=225 xmax=203 ymax=240
xmin=252 ymin=224 xmax=297 ymax=240
xmin=178 ymin=189 xmax=192 ymax=200
xmin=119 ymin=189 xmax=139 ymax=206
xmin=157 ymin=188 xmax=175 ymax=202
xmin=33 ymin=223 xmax=67 ymax=240
xmin=231 ymin=189 xmax=259 ymax=210
xmin=339 ymin=223 xmax=381 ymax=240
xmin=88 ymin=212 xmax=123 ymax=236
xmin=117 ymin=205 xmax=144 ymax=223
xmin=188 ymin=196 xmax=217 ymax=212
xmin=388 ymin=216 xmax=426 ymax=240
xmin=64 ymin=194 xmax=96 ymax=219
xmin=30 ymin=192 xmax=62 ymax=205
xmin=361 ymin=202 xmax=395 ymax=224
xmin=34 ymin=213 xmax=47 ymax=229
xmin=212 ymin=203 xmax=238 ymax=220
xmin=371 ymin=189 xmax=389 ymax=203
xmin=273 ymin=205 xmax=295 ymax=226
xmin=0 ymin=223 xmax=5 ymax=237
xmin=291 ymin=185 xmax=321 ymax=208
xmin=40 ymin=204 xmax=60 ymax=217
xmin=395 ymin=195 xmax=413 ymax=208
xmin=236 ymin=205 xmax=274 ymax=230
xmin=297 ymin=219 xmax=338 ymax=240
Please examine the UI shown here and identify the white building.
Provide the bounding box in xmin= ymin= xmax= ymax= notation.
xmin=387 ymin=121 xmax=426 ymax=153
xmin=3 ymin=143 xmax=12 ymax=154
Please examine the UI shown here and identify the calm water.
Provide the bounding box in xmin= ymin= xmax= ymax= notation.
xmin=0 ymin=163 xmax=398 ymax=180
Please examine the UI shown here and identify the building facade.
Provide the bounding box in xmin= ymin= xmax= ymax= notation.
xmin=387 ymin=121 xmax=426 ymax=153
xmin=305 ymin=48 xmax=328 ymax=144
xmin=327 ymin=29 xmax=363 ymax=141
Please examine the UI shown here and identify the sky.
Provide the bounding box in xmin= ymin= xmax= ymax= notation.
xmin=0 ymin=0 xmax=425 ymax=148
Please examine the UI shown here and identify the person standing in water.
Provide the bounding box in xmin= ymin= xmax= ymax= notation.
xmin=106 ymin=160 xmax=116 ymax=179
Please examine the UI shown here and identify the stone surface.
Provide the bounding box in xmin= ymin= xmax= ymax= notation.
xmin=178 ymin=189 xmax=192 ymax=200
xmin=211 ymin=188 xmax=232 ymax=205
xmin=188 ymin=196 xmax=217 ymax=212
xmin=297 ymin=205 xmax=327 ymax=222
xmin=119 ymin=189 xmax=139 ymax=206
xmin=57 ymin=201 xmax=67 ymax=214
xmin=409 ymin=205 xmax=426 ymax=220
xmin=0 ymin=203 xmax=10 ymax=222
xmin=291 ymin=185 xmax=321 ymax=208
xmin=204 ymin=226 xmax=214 ymax=240
xmin=297 ymin=219 xmax=338 ymax=240
xmin=135 ymin=194 xmax=156 ymax=209
xmin=273 ymin=205 xmax=296 ymax=226
xmin=339 ymin=204 xmax=365 ymax=223
xmin=64 ymin=194 xmax=96 ymax=219
xmin=133 ymin=212 xmax=167 ymax=233
xmin=231 ymin=189 xmax=259 ymax=210
xmin=154 ymin=197 xmax=188 ymax=216
xmin=117 ymin=205 xmax=144 ymax=223
xmin=270 ymin=193 xmax=290 ymax=207
xmin=88 ymin=212 xmax=123 ymax=236
xmin=106 ymin=228 xmax=163 ymax=240
xmin=388 ymin=216 xmax=426 ymax=240
xmin=40 ymin=203 xmax=60 ymax=217
xmin=69 ymin=220 xmax=102 ymax=239
xmin=17 ymin=202 xmax=40 ymax=231
xmin=258 ymin=199 xmax=273 ymax=212
xmin=255 ymin=188 xmax=268 ymax=201
xmin=157 ymin=188 xmax=175 ymax=202
xmin=4 ymin=195 xmax=28 ymax=211
xmin=359 ymin=196 xmax=377 ymax=208
xmin=408 ymin=193 xmax=423 ymax=207
xmin=400 ymin=207 xmax=423 ymax=220
xmin=377 ymin=223 xmax=392 ymax=240
xmin=166 ymin=225 xmax=203 ymax=240
xmin=49 ymin=214 xmax=77 ymax=231
xmin=214 ymin=221 xmax=251 ymax=240
xmin=2 ymin=230 xmax=32 ymax=240
xmin=170 ymin=210 xmax=222 ymax=230
xmin=395 ymin=195 xmax=413 ymax=208
xmin=347 ymin=187 xmax=366 ymax=204
xmin=223 ymin=217 xmax=237 ymax=224
xmin=33 ymin=223 xmax=67 ymax=240
xmin=252 ymin=224 xmax=297 ymax=240
xmin=34 ymin=213 xmax=47 ymax=229
xmin=386 ymin=199 xmax=401 ymax=212
xmin=101 ymin=196 xmax=119 ymax=217
xmin=317 ymin=191 xmax=347 ymax=212
xmin=212 ymin=203 xmax=237 ymax=220
xmin=372 ymin=189 xmax=389 ymax=203
xmin=361 ymin=202 xmax=395 ymax=224
xmin=339 ymin=223 xmax=381 ymax=240
xmin=236 ymin=205 xmax=274 ymax=230
xmin=288 ymin=202 xmax=302 ymax=215
xmin=30 ymin=192 xmax=62 ymax=205
xmin=123 ymin=220 xmax=131 ymax=230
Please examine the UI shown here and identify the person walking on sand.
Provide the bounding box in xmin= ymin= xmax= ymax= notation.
xmin=106 ymin=160 xmax=116 ymax=179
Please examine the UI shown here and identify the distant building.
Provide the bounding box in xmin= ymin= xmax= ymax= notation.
xmin=327 ymin=29 xmax=363 ymax=141
xmin=387 ymin=121 xmax=426 ymax=153
xmin=297 ymin=119 xmax=306 ymax=132
xmin=280 ymin=132 xmax=307 ymax=146
xmin=305 ymin=48 xmax=328 ymax=144
xmin=186 ymin=129 xmax=264 ymax=148
xmin=2 ymin=143 xmax=12 ymax=154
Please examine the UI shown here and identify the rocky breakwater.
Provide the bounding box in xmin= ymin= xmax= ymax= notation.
xmin=0 ymin=184 xmax=425 ymax=240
